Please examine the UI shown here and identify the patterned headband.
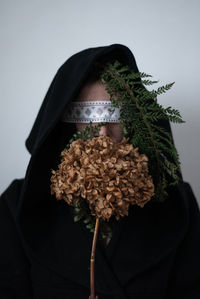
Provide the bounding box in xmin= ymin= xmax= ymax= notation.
xmin=62 ymin=101 xmax=120 ymax=123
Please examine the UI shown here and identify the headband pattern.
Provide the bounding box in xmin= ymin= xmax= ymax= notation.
xmin=62 ymin=101 xmax=120 ymax=123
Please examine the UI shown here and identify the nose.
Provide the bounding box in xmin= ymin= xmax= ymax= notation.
xmin=98 ymin=125 xmax=108 ymax=137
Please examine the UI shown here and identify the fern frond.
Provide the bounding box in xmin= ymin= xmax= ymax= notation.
xmin=100 ymin=61 xmax=184 ymax=201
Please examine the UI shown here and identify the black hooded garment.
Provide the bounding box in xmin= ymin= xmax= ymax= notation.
xmin=1 ymin=44 xmax=200 ymax=299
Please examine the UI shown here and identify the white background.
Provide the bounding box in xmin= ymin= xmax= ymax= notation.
xmin=0 ymin=0 xmax=199 ymax=203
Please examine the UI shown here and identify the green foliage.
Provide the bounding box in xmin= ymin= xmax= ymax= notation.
xmin=74 ymin=201 xmax=95 ymax=232
xmin=74 ymin=201 xmax=112 ymax=239
xmin=100 ymin=60 xmax=184 ymax=202
xmin=65 ymin=122 xmax=107 ymax=150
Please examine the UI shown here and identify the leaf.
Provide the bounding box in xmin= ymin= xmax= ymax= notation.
xmin=100 ymin=61 xmax=184 ymax=202
xmin=74 ymin=215 xmax=82 ymax=222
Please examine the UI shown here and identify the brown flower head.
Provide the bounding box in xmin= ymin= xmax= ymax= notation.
xmin=50 ymin=136 xmax=154 ymax=221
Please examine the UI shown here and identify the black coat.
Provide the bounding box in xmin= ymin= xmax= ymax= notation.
xmin=1 ymin=44 xmax=200 ymax=299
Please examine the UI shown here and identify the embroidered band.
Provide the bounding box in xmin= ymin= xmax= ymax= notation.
xmin=62 ymin=101 xmax=120 ymax=123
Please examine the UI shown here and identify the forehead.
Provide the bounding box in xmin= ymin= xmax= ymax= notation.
xmin=77 ymin=80 xmax=110 ymax=102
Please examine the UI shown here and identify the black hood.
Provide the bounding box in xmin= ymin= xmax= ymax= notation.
xmin=25 ymin=44 xmax=139 ymax=155
xmin=14 ymin=44 xmax=189 ymax=296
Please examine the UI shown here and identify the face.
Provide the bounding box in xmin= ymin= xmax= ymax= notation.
xmin=75 ymin=80 xmax=124 ymax=142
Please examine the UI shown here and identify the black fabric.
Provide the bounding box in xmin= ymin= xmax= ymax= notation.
xmin=1 ymin=44 xmax=200 ymax=299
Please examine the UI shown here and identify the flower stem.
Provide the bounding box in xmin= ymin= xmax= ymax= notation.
xmin=89 ymin=217 xmax=99 ymax=299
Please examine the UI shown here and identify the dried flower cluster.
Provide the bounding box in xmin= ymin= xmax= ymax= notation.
xmin=51 ymin=136 xmax=154 ymax=221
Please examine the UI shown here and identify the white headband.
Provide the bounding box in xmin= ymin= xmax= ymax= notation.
xmin=62 ymin=101 xmax=120 ymax=123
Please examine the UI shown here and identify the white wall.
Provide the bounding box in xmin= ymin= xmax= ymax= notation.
xmin=0 ymin=0 xmax=199 ymax=203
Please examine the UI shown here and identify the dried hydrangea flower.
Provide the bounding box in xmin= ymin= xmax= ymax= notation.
xmin=50 ymin=136 xmax=154 ymax=221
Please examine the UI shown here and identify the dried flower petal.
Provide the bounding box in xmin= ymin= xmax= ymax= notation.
xmin=50 ymin=136 xmax=154 ymax=221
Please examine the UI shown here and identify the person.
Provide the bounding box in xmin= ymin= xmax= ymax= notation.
xmin=0 ymin=44 xmax=200 ymax=299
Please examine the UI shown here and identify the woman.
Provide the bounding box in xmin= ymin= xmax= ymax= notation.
xmin=1 ymin=44 xmax=200 ymax=299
